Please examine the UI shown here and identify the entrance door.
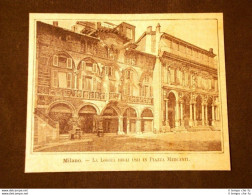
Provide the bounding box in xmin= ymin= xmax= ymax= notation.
xmin=79 ymin=114 xmax=94 ymax=133
xmin=183 ymin=95 xmax=190 ymax=128
xmin=168 ymin=92 xmax=176 ymax=128
xmin=142 ymin=120 xmax=153 ymax=132
xmin=103 ymin=118 xmax=118 ymax=133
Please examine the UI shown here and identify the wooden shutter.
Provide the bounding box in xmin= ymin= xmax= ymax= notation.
xmin=53 ymin=55 xmax=58 ymax=66
xmin=67 ymin=58 xmax=72 ymax=69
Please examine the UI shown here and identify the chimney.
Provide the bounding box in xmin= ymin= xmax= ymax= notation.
xmin=147 ymin=26 xmax=152 ymax=33
xmin=209 ymin=48 xmax=213 ymax=53
xmin=53 ymin=21 xmax=58 ymax=27
xmin=156 ymin=23 xmax=161 ymax=33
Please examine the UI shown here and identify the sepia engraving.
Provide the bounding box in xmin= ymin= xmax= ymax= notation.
xmin=26 ymin=13 xmax=230 ymax=172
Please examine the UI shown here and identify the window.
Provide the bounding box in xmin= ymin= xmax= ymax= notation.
xmin=58 ymin=72 xmax=67 ymax=88
xmin=67 ymin=73 xmax=72 ymax=88
xmin=125 ymin=70 xmax=132 ymax=79
xmin=93 ymin=78 xmax=97 ymax=91
xmin=83 ymin=76 xmax=92 ymax=91
xmin=86 ymin=63 xmax=93 ymax=72
xmin=52 ymin=70 xmax=58 ymax=87
xmin=126 ymin=27 xmax=133 ymax=39
xmin=143 ymin=75 xmax=149 ymax=83
xmin=170 ymin=69 xmax=175 ymax=83
xmin=105 ymin=66 xmax=113 ymax=76
xmin=109 ymin=81 xmax=116 ymax=92
xmin=185 ymin=72 xmax=188 ymax=86
xmin=53 ymin=55 xmax=73 ymax=69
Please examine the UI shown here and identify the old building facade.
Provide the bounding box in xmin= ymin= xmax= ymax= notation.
xmin=34 ymin=21 xmax=220 ymax=145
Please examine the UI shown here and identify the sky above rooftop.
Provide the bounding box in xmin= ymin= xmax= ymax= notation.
xmin=41 ymin=19 xmax=219 ymax=55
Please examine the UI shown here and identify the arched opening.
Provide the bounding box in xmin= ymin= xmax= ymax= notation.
xmin=207 ymin=98 xmax=213 ymax=126
xmin=48 ymin=103 xmax=73 ymax=134
xmin=78 ymin=105 xmax=97 ymax=133
xmin=183 ymin=95 xmax=190 ymax=128
xmin=141 ymin=108 xmax=153 ymax=133
xmin=102 ymin=106 xmax=119 ymax=133
xmin=196 ymin=95 xmax=202 ymax=125
xmin=123 ymin=108 xmax=137 ymax=134
xmin=168 ymin=92 xmax=176 ymax=128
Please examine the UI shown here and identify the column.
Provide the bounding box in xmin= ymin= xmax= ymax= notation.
xmin=180 ymin=102 xmax=184 ymax=126
xmin=189 ymin=103 xmax=193 ymax=126
xmin=212 ymin=104 xmax=215 ymax=126
xmin=216 ymin=105 xmax=219 ymax=121
xmin=136 ymin=118 xmax=141 ymax=134
xmin=165 ymin=99 xmax=169 ymax=126
xmin=205 ymin=105 xmax=208 ymax=126
xmin=202 ymin=104 xmax=205 ymax=126
xmin=74 ymin=74 xmax=77 ymax=89
xmin=118 ymin=116 xmax=124 ymax=135
xmin=127 ymin=119 xmax=130 ymax=134
xmin=193 ymin=103 xmax=197 ymax=126
xmin=175 ymin=101 xmax=180 ymax=127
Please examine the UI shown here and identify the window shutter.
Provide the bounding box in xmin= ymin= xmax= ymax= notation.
xmin=67 ymin=58 xmax=72 ymax=69
xmin=105 ymin=66 xmax=108 ymax=75
xmin=53 ymin=55 xmax=58 ymax=66
xmin=82 ymin=61 xmax=86 ymax=71
xmin=93 ymin=64 xmax=97 ymax=73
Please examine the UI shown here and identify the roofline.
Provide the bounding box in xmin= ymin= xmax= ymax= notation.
xmin=161 ymin=51 xmax=217 ymax=73
xmin=37 ymin=21 xmax=99 ymax=41
xmin=161 ymin=33 xmax=216 ymax=57
xmin=127 ymin=48 xmax=156 ymax=58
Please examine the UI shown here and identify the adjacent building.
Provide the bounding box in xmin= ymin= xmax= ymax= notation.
xmin=34 ymin=21 xmax=220 ymax=146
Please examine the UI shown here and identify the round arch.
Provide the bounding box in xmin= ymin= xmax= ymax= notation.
xmin=141 ymin=108 xmax=154 ymax=133
xmin=47 ymin=101 xmax=75 ymax=134
xmin=101 ymin=105 xmax=120 ymax=133
xmin=167 ymin=90 xmax=179 ymax=100
xmin=77 ymin=103 xmax=100 ymax=115
xmin=167 ymin=91 xmax=176 ymax=128
xmin=122 ymin=67 xmax=139 ymax=81
xmin=141 ymin=108 xmax=154 ymax=118
xmin=47 ymin=100 xmax=75 ymax=115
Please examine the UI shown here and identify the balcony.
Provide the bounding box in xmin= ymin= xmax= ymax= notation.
xmin=122 ymin=95 xmax=153 ymax=105
xmin=109 ymin=92 xmax=121 ymax=101
xmin=37 ymin=86 xmax=106 ymax=101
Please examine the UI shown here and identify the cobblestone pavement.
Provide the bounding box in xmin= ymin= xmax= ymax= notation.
xmin=37 ymin=131 xmax=222 ymax=152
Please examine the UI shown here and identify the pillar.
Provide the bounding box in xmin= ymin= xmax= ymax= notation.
xmin=205 ymin=105 xmax=208 ymax=126
xmin=74 ymin=74 xmax=77 ymax=89
xmin=189 ymin=103 xmax=193 ymax=126
xmin=216 ymin=105 xmax=219 ymax=121
xmin=193 ymin=103 xmax=197 ymax=126
xmin=175 ymin=101 xmax=180 ymax=127
xmin=165 ymin=99 xmax=169 ymax=126
xmin=180 ymin=102 xmax=184 ymax=126
xmin=118 ymin=116 xmax=124 ymax=135
xmin=212 ymin=104 xmax=215 ymax=126
xmin=127 ymin=119 xmax=130 ymax=134
xmin=202 ymin=104 xmax=205 ymax=126
xmin=136 ymin=118 xmax=141 ymax=134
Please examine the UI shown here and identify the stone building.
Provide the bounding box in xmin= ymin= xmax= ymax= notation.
xmin=34 ymin=21 xmax=220 ymax=145
xmin=136 ymin=24 xmax=220 ymax=132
